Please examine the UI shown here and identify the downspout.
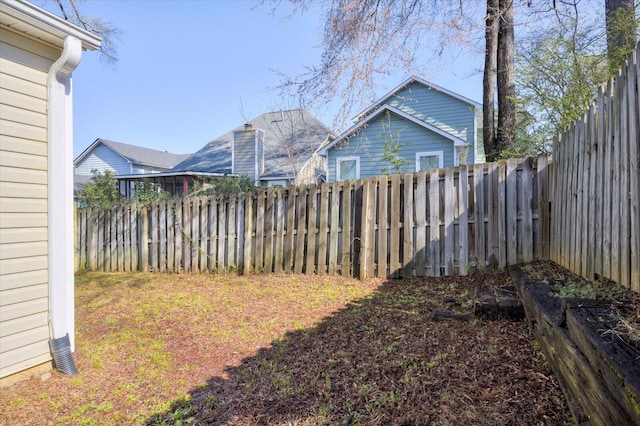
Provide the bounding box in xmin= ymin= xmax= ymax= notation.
xmin=47 ymin=36 xmax=82 ymax=374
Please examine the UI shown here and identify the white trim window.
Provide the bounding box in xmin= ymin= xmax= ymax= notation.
xmin=336 ymin=156 xmax=360 ymax=181
xmin=416 ymin=151 xmax=443 ymax=171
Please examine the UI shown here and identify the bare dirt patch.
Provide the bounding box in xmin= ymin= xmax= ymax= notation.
xmin=0 ymin=271 xmax=571 ymax=425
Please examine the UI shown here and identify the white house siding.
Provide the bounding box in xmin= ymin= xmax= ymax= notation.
xmin=74 ymin=144 xmax=131 ymax=175
xmin=327 ymin=112 xmax=457 ymax=181
xmin=0 ymin=27 xmax=57 ymax=380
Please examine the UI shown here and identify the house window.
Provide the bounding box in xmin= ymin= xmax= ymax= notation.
xmin=337 ymin=156 xmax=360 ymax=181
xmin=416 ymin=151 xmax=443 ymax=171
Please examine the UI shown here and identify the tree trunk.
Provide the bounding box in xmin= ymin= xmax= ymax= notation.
xmin=496 ymin=0 xmax=515 ymax=158
xmin=605 ymin=0 xmax=638 ymax=73
xmin=483 ymin=0 xmax=499 ymax=161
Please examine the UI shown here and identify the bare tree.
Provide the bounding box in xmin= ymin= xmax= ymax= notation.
xmin=241 ymin=98 xmax=333 ymax=185
xmin=266 ymin=0 xmax=522 ymax=160
xmin=267 ymin=0 xmax=482 ymax=128
xmin=55 ymin=0 xmax=121 ymax=66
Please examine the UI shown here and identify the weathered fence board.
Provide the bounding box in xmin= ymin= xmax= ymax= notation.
xmin=414 ymin=172 xmax=426 ymax=277
xmin=458 ymin=166 xmax=469 ymax=276
xmin=79 ymin=157 xmax=555 ymax=282
xmin=307 ymin=185 xmax=318 ymax=275
xmin=341 ymin=181 xmax=353 ymax=276
xmin=551 ymin=44 xmax=640 ymax=292
xmin=328 ymin=182 xmax=340 ymax=275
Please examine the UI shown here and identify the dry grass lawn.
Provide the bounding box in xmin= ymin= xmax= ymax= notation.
xmin=0 ymin=270 xmax=571 ymax=425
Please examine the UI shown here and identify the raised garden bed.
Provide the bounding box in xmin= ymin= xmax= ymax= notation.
xmin=510 ymin=261 xmax=640 ymax=425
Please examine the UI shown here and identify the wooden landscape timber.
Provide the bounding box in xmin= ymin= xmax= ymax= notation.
xmin=510 ymin=265 xmax=640 ymax=426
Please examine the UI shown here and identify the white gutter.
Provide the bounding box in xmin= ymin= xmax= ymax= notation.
xmin=0 ymin=0 xmax=101 ymax=50
xmin=48 ymin=36 xmax=82 ymax=351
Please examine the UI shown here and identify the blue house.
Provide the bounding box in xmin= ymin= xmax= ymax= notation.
xmin=319 ymin=77 xmax=484 ymax=181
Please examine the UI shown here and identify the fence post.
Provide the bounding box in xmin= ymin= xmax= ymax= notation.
xmin=377 ymin=175 xmax=389 ymax=277
xmin=429 ymin=169 xmax=440 ymax=276
xmin=340 ymin=182 xmax=353 ymax=276
xmin=243 ymin=193 xmax=253 ymax=275
xmin=536 ymin=154 xmax=550 ymax=260
xmin=443 ymin=168 xmax=455 ymax=275
xmin=521 ymin=158 xmax=534 ymax=263
xmin=294 ymin=186 xmax=308 ymax=275
xmin=87 ymin=208 xmax=96 ymax=271
xmin=458 ymin=165 xmax=469 ymax=276
xmin=628 ymin=49 xmax=640 ymax=292
xmin=140 ymin=206 xmax=149 ymax=272
xmin=389 ymin=174 xmax=401 ymax=277
xmin=359 ymin=177 xmax=376 ymax=279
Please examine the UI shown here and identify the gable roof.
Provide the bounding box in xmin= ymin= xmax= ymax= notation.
xmin=318 ymin=104 xmax=468 ymax=156
xmin=74 ymin=138 xmax=191 ymax=170
xmin=172 ymin=109 xmax=334 ymax=179
xmin=353 ymin=76 xmax=482 ymax=122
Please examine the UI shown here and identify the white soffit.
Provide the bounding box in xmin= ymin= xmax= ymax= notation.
xmin=0 ymin=0 xmax=101 ymax=51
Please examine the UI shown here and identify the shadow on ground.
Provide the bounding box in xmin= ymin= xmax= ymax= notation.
xmin=146 ymin=272 xmax=571 ymax=425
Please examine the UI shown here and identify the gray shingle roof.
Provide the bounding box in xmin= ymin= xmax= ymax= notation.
xmin=172 ymin=109 xmax=333 ymax=179
xmin=96 ymin=139 xmax=191 ymax=169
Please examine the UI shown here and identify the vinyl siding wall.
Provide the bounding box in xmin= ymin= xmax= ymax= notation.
xmin=295 ymin=152 xmax=326 ymax=185
xmin=327 ymin=112 xmax=457 ymax=181
xmin=233 ymin=129 xmax=264 ymax=181
xmin=327 ymin=82 xmax=481 ymax=182
xmin=385 ymin=84 xmax=476 ymax=148
xmin=74 ymin=144 xmax=132 ymax=175
xmin=0 ymin=27 xmax=58 ymax=379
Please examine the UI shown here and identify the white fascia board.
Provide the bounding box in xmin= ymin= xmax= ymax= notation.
xmin=0 ymin=0 xmax=101 ymax=50
xmin=352 ymin=76 xmax=482 ymax=122
xmin=318 ymin=104 xmax=467 ymax=155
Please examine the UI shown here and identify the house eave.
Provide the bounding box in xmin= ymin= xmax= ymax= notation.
xmin=0 ymin=0 xmax=101 ymax=51
xmin=73 ymin=138 xmax=133 ymax=169
xmin=319 ymin=104 xmax=468 ymax=155
xmin=115 ymin=171 xmax=232 ymax=180
xmin=352 ymin=76 xmax=482 ymax=122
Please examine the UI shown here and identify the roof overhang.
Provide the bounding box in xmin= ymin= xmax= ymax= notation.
xmin=353 ymin=76 xmax=482 ymax=122
xmin=0 ymin=0 xmax=101 ymax=51
xmin=318 ymin=104 xmax=468 ymax=155
xmin=73 ymin=138 xmax=133 ymax=167
xmin=115 ymin=171 xmax=232 ymax=180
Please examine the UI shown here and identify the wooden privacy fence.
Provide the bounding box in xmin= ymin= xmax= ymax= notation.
xmin=76 ymin=156 xmax=551 ymax=279
xmin=551 ymin=44 xmax=639 ymax=293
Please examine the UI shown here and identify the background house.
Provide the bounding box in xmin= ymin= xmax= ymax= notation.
xmin=73 ymin=138 xmax=191 ymax=196
xmin=320 ymin=77 xmax=485 ymax=181
xmin=0 ymin=0 xmax=100 ymax=386
xmin=171 ymin=109 xmax=334 ymax=188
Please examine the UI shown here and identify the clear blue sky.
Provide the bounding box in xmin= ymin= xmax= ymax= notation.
xmin=40 ymin=0 xmax=484 ymax=158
